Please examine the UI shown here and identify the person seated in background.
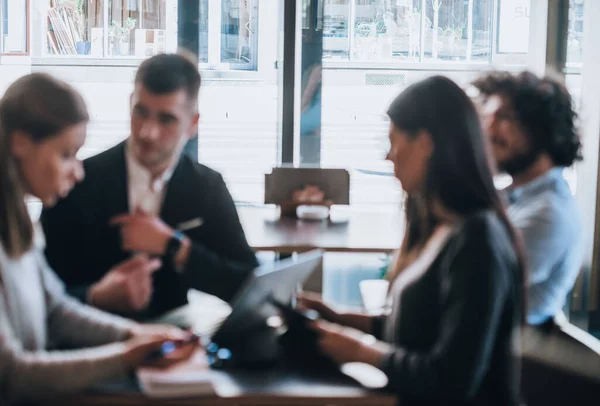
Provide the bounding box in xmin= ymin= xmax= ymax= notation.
xmin=473 ymin=71 xmax=583 ymax=326
xmin=41 ymin=53 xmax=259 ymax=320
xmin=301 ymin=76 xmax=526 ymax=406
xmin=0 ymin=73 xmax=196 ymax=405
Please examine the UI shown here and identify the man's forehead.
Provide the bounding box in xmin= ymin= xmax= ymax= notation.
xmin=481 ymin=94 xmax=510 ymax=114
xmin=135 ymin=84 xmax=188 ymax=104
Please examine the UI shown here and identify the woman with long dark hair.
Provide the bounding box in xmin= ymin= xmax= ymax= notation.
xmin=0 ymin=73 xmax=195 ymax=405
xmin=301 ymin=76 xmax=526 ymax=406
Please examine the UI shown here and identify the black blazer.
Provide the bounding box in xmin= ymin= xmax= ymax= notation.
xmin=41 ymin=142 xmax=259 ymax=319
xmin=373 ymin=211 xmax=523 ymax=406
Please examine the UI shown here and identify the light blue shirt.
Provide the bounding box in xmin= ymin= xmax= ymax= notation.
xmin=507 ymin=167 xmax=583 ymax=325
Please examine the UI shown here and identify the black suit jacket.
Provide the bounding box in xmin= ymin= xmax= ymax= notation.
xmin=41 ymin=142 xmax=258 ymax=319
xmin=372 ymin=211 xmax=523 ymax=406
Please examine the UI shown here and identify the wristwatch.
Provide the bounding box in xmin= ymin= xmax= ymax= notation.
xmin=165 ymin=230 xmax=185 ymax=263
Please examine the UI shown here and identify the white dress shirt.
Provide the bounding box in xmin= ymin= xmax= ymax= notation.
xmin=125 ymin=142 xmax=177 ymax=216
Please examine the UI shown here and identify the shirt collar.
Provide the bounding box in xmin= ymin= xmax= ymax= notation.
xmin=125 ymin=140 xmax=178 ymax=193
xmin=507 ymin=167 xmax=564 ymax=204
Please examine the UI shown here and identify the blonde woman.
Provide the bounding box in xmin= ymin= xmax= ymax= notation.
xmin=0 ymin=73 xmax=195 ymax=405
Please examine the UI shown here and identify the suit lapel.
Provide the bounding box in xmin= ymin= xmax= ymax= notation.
xmin=161 ymin=156 xmax=195 ymax=229
xmin=103 ymin=141 xmax=130 ymax=217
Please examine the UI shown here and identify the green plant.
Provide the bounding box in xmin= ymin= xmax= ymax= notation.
xmin=108 ymin=18 xmax=137 ymax=43
xmin=377 ymin=254 xmax=392 ymax=279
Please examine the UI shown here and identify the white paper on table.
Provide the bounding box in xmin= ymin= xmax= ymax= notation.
xmin=137 ymin=350 xmax=216 ymax=398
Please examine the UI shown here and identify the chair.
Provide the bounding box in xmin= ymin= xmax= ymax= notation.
xmin=521 ymin=313 xmax=600 ymax=405
xmin=264 ymin=167 xmax=350 ymax=217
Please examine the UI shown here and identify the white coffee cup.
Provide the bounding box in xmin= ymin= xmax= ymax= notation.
xmin=359 ymin=279 xmax=389 ymax=315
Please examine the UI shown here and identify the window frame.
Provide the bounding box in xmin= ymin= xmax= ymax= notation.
xmin=0 ymin=0 xmax=30 ymax=56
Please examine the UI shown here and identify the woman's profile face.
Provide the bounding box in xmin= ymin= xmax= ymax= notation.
xmin=11 ymin=123 xmax=87 ymax=207
xmin=385 ymin=122 xmax=432 ymax=194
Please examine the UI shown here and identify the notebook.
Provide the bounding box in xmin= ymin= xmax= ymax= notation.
xmin=137 ymin=349 xmax=216 ymax=398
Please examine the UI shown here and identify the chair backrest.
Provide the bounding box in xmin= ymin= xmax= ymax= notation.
xmin=264 ymin=167 xmax=350 ymax=205
xmin=521 ymin=316 xmax=600 ymax=406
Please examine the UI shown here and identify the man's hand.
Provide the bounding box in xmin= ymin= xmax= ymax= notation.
xmin=111 ymin=209 xmax=173 ymax=255
xmin=89 ymin=255 xmax=161 ymax=314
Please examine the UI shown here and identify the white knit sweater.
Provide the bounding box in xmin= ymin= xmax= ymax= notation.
xmin=0 ymin=226 xmax=135 ymax=404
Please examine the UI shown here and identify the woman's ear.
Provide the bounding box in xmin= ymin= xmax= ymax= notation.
xmin=415 ymin=129 xmax=434 ymax=159
xmin=10 ymin=130 xmax=33 ymax=159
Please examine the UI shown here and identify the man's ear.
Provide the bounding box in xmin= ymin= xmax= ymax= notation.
xmin=188 ymin=113 xmax=200 ymax=139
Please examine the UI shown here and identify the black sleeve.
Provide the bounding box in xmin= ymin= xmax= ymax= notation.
xmin=371 ymin=315 xmax=387 ymax=339
xmin=41 ymin=194 xmax=91 ymax=303
xmin=179 ymin=174 xmax=259 ymax=303
xmin=380 ymin=217 xmax=512 ymax=399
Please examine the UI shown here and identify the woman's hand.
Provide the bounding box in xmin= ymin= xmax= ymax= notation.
xmin=296 ymin=293 xmax=341 ymax=323
xmin=297 ymin=293 xmax=375 ymax=333
xmin=311 ymin=320 xmax=387 ymax=367
xmin=123 ymin=326 xmax=199 ymax=369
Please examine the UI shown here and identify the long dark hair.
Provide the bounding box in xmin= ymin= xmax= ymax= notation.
xmin=387 ymin=76 xmax=526 ymax=322
xmin=0 ymin=73 xmax=89 ymax=258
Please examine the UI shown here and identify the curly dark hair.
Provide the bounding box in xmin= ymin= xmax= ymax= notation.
xmin=472 ymin=71 xmax=582 ymax=167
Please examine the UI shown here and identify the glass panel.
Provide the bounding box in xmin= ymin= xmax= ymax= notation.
xmin=423 ymin=0 xmax=492 ymax=62
xmin=567 ymin=0 xmax=584 ymax=66
xmin=497 ymin=0 xmax=531 ymax=54
xmin=323 ymin=0 xmax=349 ymax=60
xmin=2 ymin=0 xmax=28 ymax=54
xmin=471 ymin=0 xmax=493 ymax=61
xmin=45 ymin=0 xmax=175 ymax=57
xmin=353 ymin=0 xmax=420 ymax=62
xmin=323 ymin=0 xmax=495 ymax=63
xmin=46 ymin=0 xmax=102 ymax=56
xmin=565 ymin=0 xmax=584 ymax=193
xmin=108 ymin=0 xmax=169 ymax=57
xmin=303 ymin=0 xmax=310 ymax=28
xmin=301 ymin=0 xmax=324 ymax=164
xmin=198 ymin=1 xmax=281 ymax=203
xmin=199 ymin=0 xmax=208 ymax=62
xmin=220 ymin=0 xmax=257 ymax=69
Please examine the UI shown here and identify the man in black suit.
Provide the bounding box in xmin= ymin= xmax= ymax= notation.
xmin=41 ymin=53 xmax=259 ymax=319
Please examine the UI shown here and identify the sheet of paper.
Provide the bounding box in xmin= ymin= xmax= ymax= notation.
xmin=137 ymin=350 xmax=217 ymax=398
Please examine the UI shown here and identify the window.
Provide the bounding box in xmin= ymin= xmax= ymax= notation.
xmin=497 ymin=0 xmax=530 ymax=54
xmin=42 ymin=0 xmax=176 ymax=57
xmin=319 ymin=1 xmax=533 ymax=207
xmin=322 ymin=0 xmax=495 ymax=63
xmin=567 ymin=0 xmax=584 ymax=66
xmin=565 ymin=0 xmax=585 ymax=193
xmin=196 ymin=1 xmax=280 ymax=204
xmin=200 ymin=0 xmax=259 ymax=70
xmin=1 ymin=0 xmax=28 ymax=54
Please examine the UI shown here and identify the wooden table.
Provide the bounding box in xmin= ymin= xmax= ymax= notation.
xmin=44 ymin=363 xmax=397 ymax=406
xmin=238 ymin=206 xmax=403 ymax=254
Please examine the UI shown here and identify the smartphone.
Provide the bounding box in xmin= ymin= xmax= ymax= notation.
xmin=145 ymin=333 xmax=200 ymax=361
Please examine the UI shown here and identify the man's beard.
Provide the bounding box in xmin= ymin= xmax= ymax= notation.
xmin=497 ymin=148 xmax=542 ymax=177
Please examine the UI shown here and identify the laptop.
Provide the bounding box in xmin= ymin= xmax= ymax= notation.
xmin=154 ymin=250 xmax=324 ymax=367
